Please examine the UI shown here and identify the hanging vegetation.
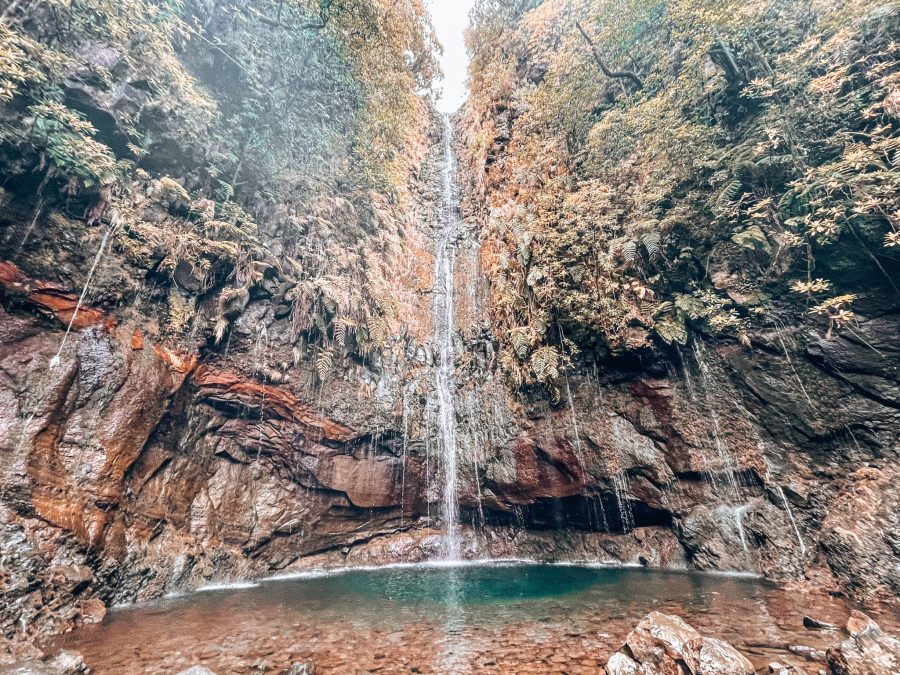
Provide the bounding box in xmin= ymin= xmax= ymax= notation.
xmin=462 ymin=0 xmax=900 ymax=390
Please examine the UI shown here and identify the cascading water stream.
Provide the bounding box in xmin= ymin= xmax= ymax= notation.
xmin=433 ymin=114 xmax=462 ymax=560
xmin=49 ymin=220 xmax=117 ymax=370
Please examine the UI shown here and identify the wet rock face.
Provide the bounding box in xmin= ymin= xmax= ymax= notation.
xmin=605 ymin=611 xmax=755 ymax=675
xmin=0 ymin=296 xmax=430 ymax=658
xmin=2 ymin=268 xmax=900 ymax=659
xmin=0 ymin=52 xmax=899 ymax=663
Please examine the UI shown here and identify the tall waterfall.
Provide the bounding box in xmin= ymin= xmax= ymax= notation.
xmin=433 ymin=114 xmax=462 ymax=560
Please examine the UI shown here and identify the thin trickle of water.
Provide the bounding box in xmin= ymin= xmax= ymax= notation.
xmin=461 ymin=390 xmax=486 ymax=528
xmin=49 ymin=220 xmax=117 ymax=370
xmin=253 ymin=325 xmax=269 ymax=375
xmin=733 ymin=504 xmax=750 ymax=554
xmin=775 ymin=485 xmax=807 ymax=556
xmin=563 ymin=376 xmax=587 ymax=473
xmin=433 ymin=114 xmax=462 ymax=560
xmin=611 ymin=470 xmax=634 ymax=532
xmin=13 ymin=411 xmax=36 ymax=455
xmin=691 ymin=340 xmax=741 ymax=501
xmin=400 ymin=387 xmax=411 ymax=525
xmin=675 ymin=346 xmax=697 ymax=402
xmin=770 ymin=318 xmax=815 ymax=412
xmin=17 ymin=195 xmax=45 ymax=254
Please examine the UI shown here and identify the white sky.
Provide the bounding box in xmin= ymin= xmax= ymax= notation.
xmin=427 ymin=0 xmax=477 ymax=112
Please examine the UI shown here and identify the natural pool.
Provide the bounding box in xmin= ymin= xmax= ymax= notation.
xmin=51 ymin=562 xmax=896 ymax=674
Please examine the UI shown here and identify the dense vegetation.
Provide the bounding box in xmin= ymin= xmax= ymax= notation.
xmin=463 ymin=0 xmax=900 ymax=392
xmin=0 ymin=0 xmax=438 ymax=378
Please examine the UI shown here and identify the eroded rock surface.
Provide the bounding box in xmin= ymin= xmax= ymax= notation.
xmin=826 ymin=611 xmax=900 ymax=675
xmin=605 ymin=611 xmax=755 ymax=675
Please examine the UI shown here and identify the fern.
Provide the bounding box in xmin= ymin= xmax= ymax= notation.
xmin=530 ymin=346 xmax=561 ymax=382
xmin=622 ymin=239 xmax=638 ymax=263
xmin=332 ymin=316 xmax=355 ymax=347
xmin=674 ymin=293 xmax=706 ymax=320
xmin=655 ymin=317 xmax=688 ymax=345
xmin=640 ymin=231 xmax=661 ymax=260
xmin=732 ymin=225 xmax=769 ymax=251
xmin=714 ymin=178 xmax=744 ymax=212
xmin=509 ymin=326 xmax=531 ymax=359
xmin=367 ymin=314 xmax=388 ymax=347
xmin=315 ymin=347 xmax=333 ymax=381
xmin=639 ymin=299 xmax=658 ymax=316
xmin=652 ymin=301 xmax=674 ymax=317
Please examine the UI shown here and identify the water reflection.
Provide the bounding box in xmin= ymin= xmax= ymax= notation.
xmin=437 ymin=566 xmax=468 ymax=674
xmin=52 ymin=563 xmax=898 ymax=675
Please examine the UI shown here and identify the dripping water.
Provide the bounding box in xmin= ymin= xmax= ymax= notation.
xmin=769 ymin=317 xmax=815 ymax=412
xmin=400 ymin=386 xmax=411 ymax=525
xmin=691 ymin=340 xmax=741 ymax=501
xmin=49 ymin=219 xmax=117 ymax=370
xmin=775 ymin=484 xmax=807 ymax=556
xmin=611 ymin=470 xmax=634 ymax=532
xmin=732 ymin=504 xmax=750 ymax=555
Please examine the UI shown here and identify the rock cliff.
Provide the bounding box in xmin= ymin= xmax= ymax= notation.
xmin=1 ymin=0 xmax=899 ymax=661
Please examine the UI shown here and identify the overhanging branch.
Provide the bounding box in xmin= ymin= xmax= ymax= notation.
xmin=575 ymin=21 xmax=643 ymax=90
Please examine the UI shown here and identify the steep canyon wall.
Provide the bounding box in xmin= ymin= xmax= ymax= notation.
xmin=1 ymin=0 xmax=899 ymax=660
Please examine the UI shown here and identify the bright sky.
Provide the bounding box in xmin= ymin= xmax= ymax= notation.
xmin=427 ymin=0 xmax=477 ymax=112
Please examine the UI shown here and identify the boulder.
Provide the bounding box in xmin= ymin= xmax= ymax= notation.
xmin=605 ymin=612 xmax=754 ymax=675
xmin=825 ymin=611 xmax=900 ymax=675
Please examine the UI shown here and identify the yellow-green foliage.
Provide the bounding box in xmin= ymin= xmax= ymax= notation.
xmin=465 ymin=0 xmax=900 ymax=387
xmin=28 ymin=101 xmax=118 ymax=187
xmin=1 ymin=0 xmax=439 ymax=359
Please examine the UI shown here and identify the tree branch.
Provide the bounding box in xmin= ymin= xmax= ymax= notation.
xmin=233 ymin=0 xmax=335 ymax=30
xmin=575 ymin=21 xmax=643 ymax=90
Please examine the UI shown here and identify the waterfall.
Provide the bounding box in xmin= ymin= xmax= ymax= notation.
xmin=433 ymin=114 xmax=462 ymax=560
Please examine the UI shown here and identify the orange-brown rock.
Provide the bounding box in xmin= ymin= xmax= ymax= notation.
xmin=0 ymin=260 xmax=105 ymax=329
xmin=131 ymin=329 xmax=144 ymax=350
xmin=193 ymin=366 xmax=356 ymax=442
xmin=606 ymin=612 xmax=755 ymax=675
xmin=826 ymin=611 xmax=900 ymax=675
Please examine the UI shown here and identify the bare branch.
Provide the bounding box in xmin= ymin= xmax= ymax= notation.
xmin=575 ymin=21 xmax=643 ymax=90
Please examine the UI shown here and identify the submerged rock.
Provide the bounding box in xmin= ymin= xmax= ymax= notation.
xmin=605 ymin=611 xmax=754 ymax=675
xmin=825 ymin=611 xmax=900 ymax=675
xmin=3 ymin=651 xmax=89 ymax=675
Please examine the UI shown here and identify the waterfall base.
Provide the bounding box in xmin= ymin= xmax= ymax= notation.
xmin=50 ymin=563 xmax=899 ymax=674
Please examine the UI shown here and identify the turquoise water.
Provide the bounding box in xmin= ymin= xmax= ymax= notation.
xmin=289 ymin=562 xmax=615 ymax=605
xmin=54 ymin=562 xmax=888 ymax=674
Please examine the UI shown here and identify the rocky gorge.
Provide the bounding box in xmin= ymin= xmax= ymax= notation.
xmin=0 ymin=0 xmax=899 ymax=673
